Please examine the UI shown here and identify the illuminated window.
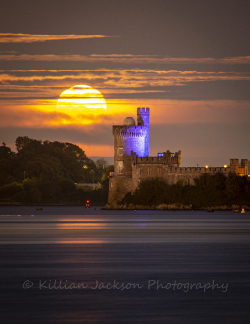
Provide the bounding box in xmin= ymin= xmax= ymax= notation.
xmin=118 ymin=148 xmax=123 ymax=156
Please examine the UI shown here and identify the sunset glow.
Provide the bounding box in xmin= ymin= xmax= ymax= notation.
xmin=1 ymin=3 xmax=250 ymax=323
xmin=57 ymin=85 xmax=107 ymax=110
xmin=0 ymin=1 xmax=249 ymax=166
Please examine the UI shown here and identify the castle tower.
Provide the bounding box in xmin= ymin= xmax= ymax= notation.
xmin=112 ymin=108 xmax=150 ymax=177
xmin=230 ymin=159 xmax=239 ymax=173
xmin=137 ymin=107 xmax=150 ymax=157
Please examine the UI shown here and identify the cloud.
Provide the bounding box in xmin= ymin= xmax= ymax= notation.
xmin=1 ymin=97 xmax=249 ymax=131
xmin=1 ymin=69 xmax=250 ymax=84
xmin=0 ymin=33 xmax=116 ymax=43
xmin=147 ymin=99 xmax=250 ymax=125
xmin=0 ymin=98 xmax=132 ymax=128
xmin=0 ymin=54 xmax=250 ymax=64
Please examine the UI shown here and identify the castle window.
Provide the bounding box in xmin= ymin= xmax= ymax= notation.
xmin=139 ymin=168 xmax=141 ymax=175
xmin=118 ymin=148 xmax=123 ymax=156
xmin=158 ymin=167 xmax=161 ymax=175
xmin=118 ymin=161 xmax=123 ymax=174
xmin=148 ymin=167 xmax=151 ymax=175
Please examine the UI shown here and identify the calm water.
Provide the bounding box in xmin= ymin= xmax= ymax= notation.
xmin=0 ymin=206 xmax=250 ymax=323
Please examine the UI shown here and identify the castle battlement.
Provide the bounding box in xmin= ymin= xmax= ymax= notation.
xmin=116 ymin=132 xmax=144 ymax=138
xmin=137 ymin=107 xmax=150 ymax=114
xmin=113 ymin=125 xmax=147 ymax=139
xmin=166 ymin=166 xmax=230 ymax=173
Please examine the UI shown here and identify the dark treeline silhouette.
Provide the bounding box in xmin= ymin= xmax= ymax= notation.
xmin=1 ymin=138 xmax=249 ymax=207
xmin=0 ymin=137 xmax=113 ymax=205
xmin=122 ymin=173 xmax=250 ymax=208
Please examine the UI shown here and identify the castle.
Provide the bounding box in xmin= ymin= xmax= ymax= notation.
xmin=108 ymin=107 xmax=248 ymax=204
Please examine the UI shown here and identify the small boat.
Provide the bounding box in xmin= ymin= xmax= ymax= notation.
xmin=207 ymin=208 xmax=214 ymax=212
xmin=232 ymin=209 xmax=240 ymax=213
xmin=36 ymin=208 xmax=43 ymax=211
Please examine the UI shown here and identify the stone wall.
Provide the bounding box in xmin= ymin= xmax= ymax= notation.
xmin=108 ymin=175 xmax=133 ymax=204
xmin=130 ymin=159 xmax=248 ymax=193
xmin=132 ymin=164 xmax=232 ymax=189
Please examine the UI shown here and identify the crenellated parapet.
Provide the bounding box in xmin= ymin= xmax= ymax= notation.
xmin=133 ymin=150 xmax=181 ymax=167
xmin=137 ymin=107 xmax=150 ymax=114
xmin=230 ymin=158 xmax=248 ymax=176
xmin=116 ymin=131 xmax=145 ymax=138
xmin=113 ymin=125 xmax=145 ymax=134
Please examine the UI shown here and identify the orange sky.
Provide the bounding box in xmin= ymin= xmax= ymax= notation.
xmin=0 ymin=1 xmax=250 ymax=166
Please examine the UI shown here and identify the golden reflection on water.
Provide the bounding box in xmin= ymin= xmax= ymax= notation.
xmin=1 ymin=212 xmax=250 ymax=244
xmin=55 ymin=240 xmax=105 ymax=244
xmin=56 ymin=222 xmax=107 ymax=229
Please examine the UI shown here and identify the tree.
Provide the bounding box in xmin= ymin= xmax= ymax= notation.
xmin=226 ymin=173 xmax=249 ymax=205
xmin=130 ymin=178 xmax=169 ymax=205
xmin=94 ymin=158 xmax=114 ymax=183
xmin=0 ymin=143 xmax=14 ymax=160
xmin=95 ymin=158 xmax=109 ymax=170
xmin=0 ymin=143 xmax=16 ymax=185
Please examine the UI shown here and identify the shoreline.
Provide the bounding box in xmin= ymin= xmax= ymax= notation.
xmin=0 ymin=203 xmax=249 ymax=211
xmin=102 ymin=203 xmax=249 ymax=211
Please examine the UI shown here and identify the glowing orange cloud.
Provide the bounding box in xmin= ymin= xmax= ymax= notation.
xmin=1 ymin=97 xmax=250 ymax=129
xmin=0 ymin=95 xmax=136 ymax=128
xmin=0 ymin=54 xmax=250 ymax=64
xmin=1 ymin=70 xmax=250 ymax=95
xmin=0 ymin=33 xmax=117 ymax=43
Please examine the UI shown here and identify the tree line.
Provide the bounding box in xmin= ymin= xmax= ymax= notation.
xmin=1 ymin=137 xmax=249 ymax=207
xmin=0 ymin=137 xmax=113 ymax=205
xmin=122 ymin=173 xmax=250 ymax=208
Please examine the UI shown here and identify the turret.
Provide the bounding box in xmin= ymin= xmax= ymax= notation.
xmin=137 ymin=107 xmax=150 ymax=156
xmin=230 ymin=159 xmax=239 ymax=173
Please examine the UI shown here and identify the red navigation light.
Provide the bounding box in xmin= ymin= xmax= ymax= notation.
xmin=85 ymin=199 xmax=90 ymax=208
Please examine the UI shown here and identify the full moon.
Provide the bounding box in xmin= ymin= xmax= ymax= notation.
xmin=56 ymin=85 xmax=107 ymax=111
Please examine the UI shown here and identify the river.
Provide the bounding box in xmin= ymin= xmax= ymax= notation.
xmin=0 ymin=206 xmax=249 ymax=323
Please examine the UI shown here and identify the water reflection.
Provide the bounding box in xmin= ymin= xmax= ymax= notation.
xmin=1 ymin=207 xmax=250 ymax=323
xmin=0 ymin=207 xmax=249 ymax=244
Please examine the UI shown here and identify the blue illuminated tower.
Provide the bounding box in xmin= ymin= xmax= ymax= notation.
xmin=137 ymin=107 xmax=150 ymax=157
xmin=112 ymin=107 xmax=150 ymax=176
